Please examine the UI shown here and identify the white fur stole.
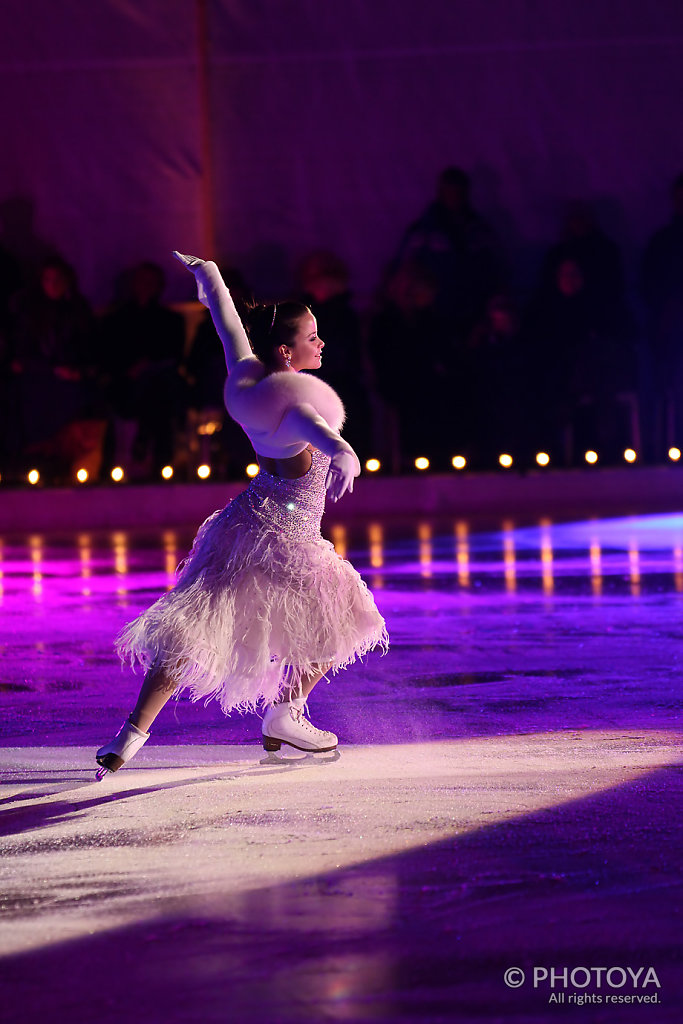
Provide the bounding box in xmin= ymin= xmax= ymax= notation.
xmin=224 ymin=364 xmax=346 ymax=435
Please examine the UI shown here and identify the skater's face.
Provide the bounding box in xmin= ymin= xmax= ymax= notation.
xmin=287 ymin=312 xmax=324 ymax=371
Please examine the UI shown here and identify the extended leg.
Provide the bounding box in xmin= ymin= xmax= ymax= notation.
xmin=95 ymin=666 xmax=177 ymax=778
xmin=129 ymin=666 xmax=178 ymax=732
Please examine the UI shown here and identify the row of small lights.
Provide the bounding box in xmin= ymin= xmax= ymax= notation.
xmin=17 ymin=447 xmax=683 ymax=486
xmin=392 ymin=447 xmax=681 ymax=472
xmin=24 ymin=464 xmax=217 ymax=485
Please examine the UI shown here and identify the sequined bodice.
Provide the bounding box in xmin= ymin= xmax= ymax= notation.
xmin=231 ymin=447 xmax=330 ymax=541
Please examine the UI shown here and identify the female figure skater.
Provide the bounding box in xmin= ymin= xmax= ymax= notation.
xmin=95 ymin=253 xmax=388 ymax=776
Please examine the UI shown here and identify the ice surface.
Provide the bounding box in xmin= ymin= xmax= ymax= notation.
xmin=1 ymin=512 xmax=681 ymax=1022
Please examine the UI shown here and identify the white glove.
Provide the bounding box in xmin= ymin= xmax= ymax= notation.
xmin=172 ymin=251 xmax=210 ymax=306
xmin=325 ymin=448 xmax=360 ymax=503
xmin=172 ymin=250 xmax=205 ymax=269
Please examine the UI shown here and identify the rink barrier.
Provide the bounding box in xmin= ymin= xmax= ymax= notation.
xmin=1 ymin=466 xmax=682 ymax=532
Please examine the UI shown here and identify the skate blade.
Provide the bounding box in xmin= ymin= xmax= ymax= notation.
xmin=262 ymin=735 xmax=338 ymax=754
xmin=260 ymin=748 xmax=341 ymax=767
xmin=95 ymin=752 xmax=124 ymax=779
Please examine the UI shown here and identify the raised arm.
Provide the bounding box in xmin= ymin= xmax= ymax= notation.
xmin=173 ymin=252 xmax=253 ymax=372
xmin=279 ymin=403 xmax=361 ymax=502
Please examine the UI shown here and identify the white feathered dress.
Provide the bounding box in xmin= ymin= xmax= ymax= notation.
xmin=116 ymin=260 xmax=388 ymax=712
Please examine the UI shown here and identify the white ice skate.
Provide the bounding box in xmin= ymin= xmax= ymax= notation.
xmin=262 ymin=697 xmax=338 ymax=753
xmin=95 ymin=719 xmax=150 ymax=780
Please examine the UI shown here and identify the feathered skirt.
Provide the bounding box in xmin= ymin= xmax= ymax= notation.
xmin=116 ymin=448 xmax=388 ymax=712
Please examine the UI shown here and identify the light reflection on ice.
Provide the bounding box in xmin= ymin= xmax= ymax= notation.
xmin=4 ymin=513 xmax=683 ymax=614
xmin=539 ymin=519 xmax=554 ymax=597
xmin=367 ymin=522 xmax=384 ymax=569
xmin=78 ymin=532 xmax=92 ymax=598
xmin=502 ymin=519 xmax=517 ymax=594
xmin=455 ymin=520 xmax=470 ymax=588
xmin=29 ymin=533 xmax=43 ymax=601
xmin=417 ymin=521 xmax=432 ymax=580
xmin=513 ymin=512 xmax=683 ymax=552
xmin=628 ymin=540 xmax=641 ymax=598
xmin=589 ymin=540 xmax=602 ymax=598
xmin=162 ymin=530 xmax=178 ymax=588
xmin=111 ymin=530 xmax=128 ymax=605
xmin=675 ymin=545 xmax=683 ymax=593
xmin=330 ymin=523 xmax=347 ymax=559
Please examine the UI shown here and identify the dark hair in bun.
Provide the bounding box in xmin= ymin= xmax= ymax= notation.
xmin=241 ymin=301 xmax=311 ymax=365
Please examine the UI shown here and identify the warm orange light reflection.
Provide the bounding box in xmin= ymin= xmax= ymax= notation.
xmin=414 ymin=457 xmax=429 ymax=471
xmin=368 ymin=522 xmax=384 ymax=569
xmin=161 ymin=465 xmax=174 ymax=480
xmin=197 ymin=464 xmax=211 ymax=479
xmin=111 ymin=530 xmax=128 ymax=602
xmin=29 ymin=533 xmax=43 ymax=600
xmin=674 ymin=545 xmax=683 ymax=593
xmin=365 ymin=458 xmax=381 ymax=472
xmin=330 ymin=523 xmax=348 ymax=559
xmin=539 ymin=519 xmax=554 ymax=595
xmin=455 ymin=520 xmax=469 ymax=587
xmin=246 ymin=463 xmax=259 ymax=478
xmin=417 ymin=521 xmax=433 ymax=579
xmin=78 ymin=532 xmax=92 ymax=598
xmin=589 ymin=539 xmax=602 ymax=598
xmin=163 ymin=529 xmax=178 ymax=582
xmin=629 ymin=539 xmax=641 ymax=597
xmin=502 ymin=519 xmax=516 ymax=593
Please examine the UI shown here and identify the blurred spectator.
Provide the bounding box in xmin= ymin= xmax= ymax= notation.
xmin=393 ymin=166 xmax=504 ymax=344
xmin=0 ymin=242 xmax=21 ymax=334
xmin=0 ymin=242 xmax=22 ymax=467
xmin=541 ymin=201 xmax=624 ymax=309
xmin=368 ymin=261 xmax=454 ymax=469
xmin=184 ymin=267 xmax=254 ymax=475
xmin=101 ymin=262 xmax=185 ymax=475
xmin=11 ymin=258 xmax=104 ymax=478
xmin=0 ymin=196 xmax=60 ymax=287
xmin=297 ymin=250 xmax=371 ymax=458
xmin=527 ymin=259 xmax=637 ymax=462
xmin=642 ymin=173 xmax=683 ymax=445
xmin=465 ymin=295 xmax=531 ymax=464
